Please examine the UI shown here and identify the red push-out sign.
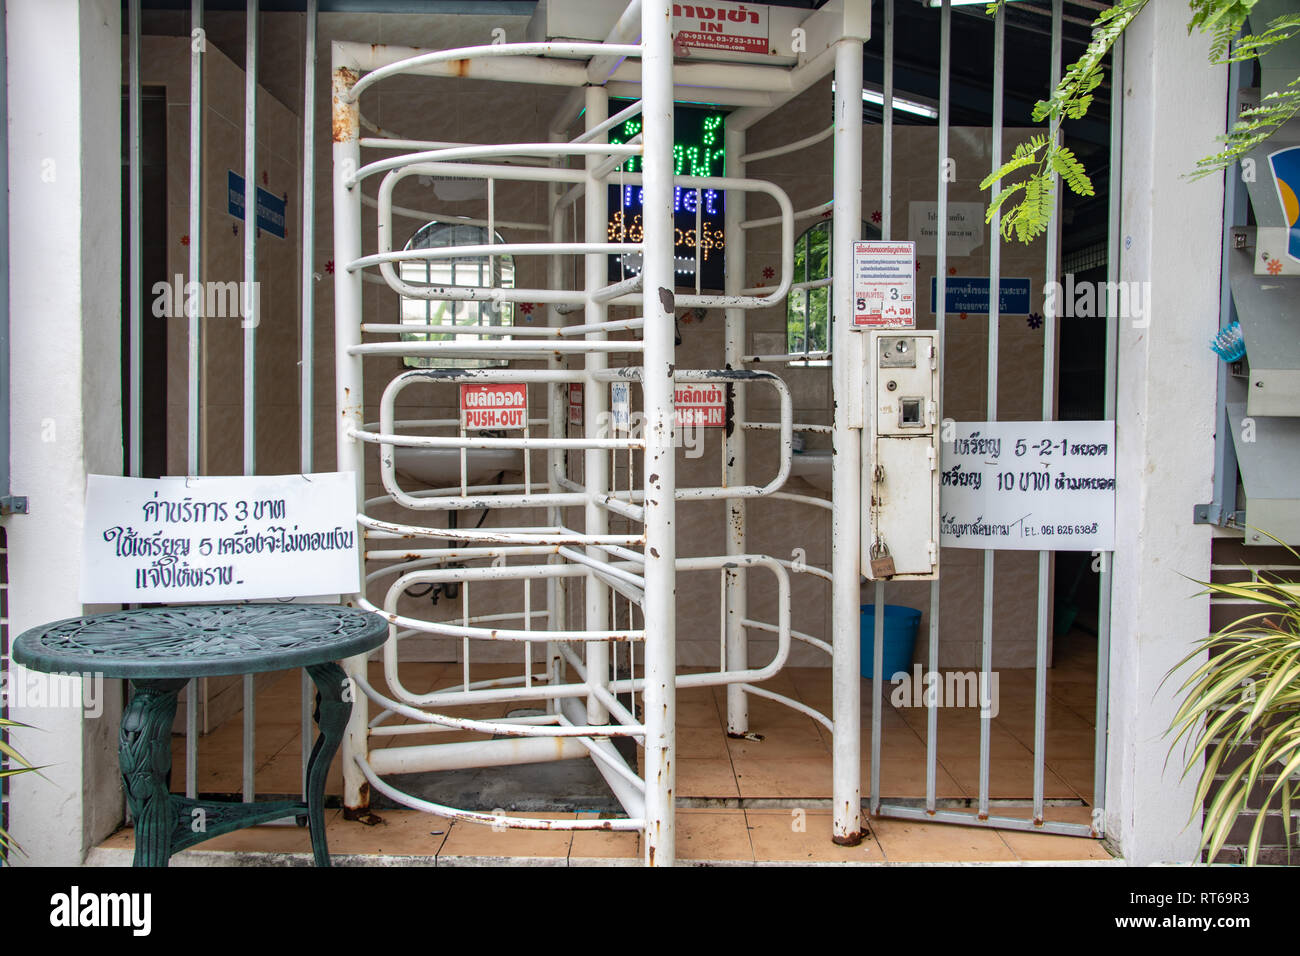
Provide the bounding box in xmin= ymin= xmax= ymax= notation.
xmin=461 ymin=383 xmax=528 ymax=430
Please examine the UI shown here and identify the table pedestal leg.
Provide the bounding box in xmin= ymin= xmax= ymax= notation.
xmin=305 ymin=662 xmax=350 ymax=867
xmin=121 ymin=679 xmax=187 ymax=867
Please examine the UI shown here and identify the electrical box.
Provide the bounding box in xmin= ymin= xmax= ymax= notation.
xmin=862 ymin=331 xmax=940 ymax=580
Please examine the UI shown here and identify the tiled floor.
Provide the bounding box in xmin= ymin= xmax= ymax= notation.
xmin=122 ymin=632 xmax=1112 ymax=864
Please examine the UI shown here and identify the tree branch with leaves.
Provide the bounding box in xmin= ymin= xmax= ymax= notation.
xmin=982 ymin=0 xmax=1300 ymax=244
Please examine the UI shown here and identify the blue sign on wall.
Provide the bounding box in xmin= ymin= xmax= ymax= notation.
xmin=227 ymin=170 xmax=287 ymax=239
xmin=929 ymin=276 xmax=1032 ymax=315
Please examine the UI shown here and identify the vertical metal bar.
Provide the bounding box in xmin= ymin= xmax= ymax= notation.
xmin=331 ymin=50 xmax=369 ymax=812
xmin=186 ymin=0 xmax=205 ymax=802
xmin=831 ymin=36 xmax=865 ymax=845
xmin=1094 ymin=32 xmax=1125 ymax=833
xmin=870 ymin=579 xmax=884 ymax=814
xmin=545 ymin=127 xmax=567 ymax=710
xmin=128 ymin=0 xmax=142 ymax=480
xmin=926 ymin=0 xmax=951 ymax=816
xmin=979 ymin=0 xmax=1004 ymax=822
xmin=584 ymin=87 xmax=611 ymax=727
xmin=300 ymin=0 xmax=317 ymax=477
xmin=1034 ymin=0 xmax=1064 ymax=825
xmin=871 ymin=0 xmax=894 ymax=817
xmin=242 ymin=0 xmax=260 ymax=805
xmin=0 ymin=0 xmax=8 ymax=510
xmin=300 ymin=0 xmax=318 ymax=799
xmin=880 ymin=0 xmax=893 ymax=241
xmin=724 ymin=122 xmax=749 ymax=735
xmin=640 ymin=0 xmax=678 ymax=866
xmin=1210 ymin=56 xmax=1246 ymax=527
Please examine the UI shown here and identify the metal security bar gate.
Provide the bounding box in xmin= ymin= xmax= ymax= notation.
xmin=124 ymin=0 xmax=1118 ymax=866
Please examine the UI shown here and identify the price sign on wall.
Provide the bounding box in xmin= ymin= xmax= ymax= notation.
xmin=81 ymin=473 xmax=361 ymax=603
xmin=939 ymin=421 xmax=1116 ymax=551
xmin=853 ymin=241 xmax=916 ymax=329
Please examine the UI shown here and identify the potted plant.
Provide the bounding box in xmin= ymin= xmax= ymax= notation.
xmin=1167 ymin=539 xmax=1300 ymax=865
xmin=0 ymin=717 xmax=40 ymax=863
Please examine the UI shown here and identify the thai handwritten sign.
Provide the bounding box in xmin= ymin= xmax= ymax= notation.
xmin=939 ymin=421 xmax=1115 ymax=551
xmin=81 ymin=473 xmax=361 ymax=603
xmin=461 ymin=383 xmax=528 ymax=430
xmin=611 ymin=381 xmax=632 ymax=431
xmin=674 ymin=383 xmax=726 ymax=427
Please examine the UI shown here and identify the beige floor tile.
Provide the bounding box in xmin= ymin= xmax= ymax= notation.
xmin=725 ymin=724 xmax=828 ymax=759
xmin=867 ymin=756 xmax=966 ymax=799
xmin=437 ymin=811 xmax=574 ymax=863
xmin=998 ymin=829 xmax=1113 ymax=861
xmin=182 ymin=819 xmax=319 ymax=855
xmin=98 ymin=827 xmax=136 ymax=850
xmin=677 ymin=698 xmax=724 ymax=728
xmin=676 ymin=756 xmax=742 ymax=798
xmin=1045 ymin=757 xmax=1097 ymax=803
xmin=677 ymin=808 xmax=753 ymax=863
xmin=871 ymin=819 xmax=1017 ymax=862
xmin=733 ymin=754 xmax=832 ymax=798
xmin=746 ymin=810 xmax=886 ymax=864
xmin=569 ymin=820 xmax=641 ymax=864
xmin=677 ymin=724 xmax=732 ymax=759
xmin=941 ymin=757 xmax=1079 ymax=799
xmin=324 ymin=808 xmax=449 ymax=857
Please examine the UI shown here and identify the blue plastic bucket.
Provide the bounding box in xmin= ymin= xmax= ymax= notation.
xmin=859 ymin=604 xmax=922 ymax=680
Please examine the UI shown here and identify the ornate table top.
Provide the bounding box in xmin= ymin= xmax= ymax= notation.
xmin=12 ymin=603 xmax=389 ymax=679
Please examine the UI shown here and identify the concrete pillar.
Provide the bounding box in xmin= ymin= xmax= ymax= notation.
xmin=5 ymin=0 xmax=123 ymax=866
xmin=1107 ymin=4 xmax=1225 ymax=864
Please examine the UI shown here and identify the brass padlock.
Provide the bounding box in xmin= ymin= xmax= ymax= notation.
xmin=869 ymin=540 xmax=896 ymax=579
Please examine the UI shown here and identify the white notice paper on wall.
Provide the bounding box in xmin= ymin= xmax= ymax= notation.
xmin=81 ymin=473 xmax=362 ymax=603
xmin=939 ymin=421 xmax=1115 ymax=551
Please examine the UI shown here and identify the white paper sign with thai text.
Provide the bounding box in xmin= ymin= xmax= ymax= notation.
xmin=939 ymin=421 xmax=1115 ymax=551
xmin=81 ymin=473 xmax=362 ymax=603
xmin=853 ymin=241 xmax=916 ymax=329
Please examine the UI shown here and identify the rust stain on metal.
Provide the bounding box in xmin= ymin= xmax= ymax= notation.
xmin=331 ymin=67 xmax=360 ymax=143
xmin=658 ymin=287 xmax=675 ymax=314
xmin=455 ymin=58 xmax=471 ymax=77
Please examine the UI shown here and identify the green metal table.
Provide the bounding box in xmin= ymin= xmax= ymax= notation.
xmin=12 ymin=603 xmax=388 ymax=867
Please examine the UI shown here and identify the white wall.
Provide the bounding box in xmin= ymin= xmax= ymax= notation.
xmin=1107 ymin=4 xmax=1224 ymax=864
xmin=5 ymin=0 xmax=123 ymax=866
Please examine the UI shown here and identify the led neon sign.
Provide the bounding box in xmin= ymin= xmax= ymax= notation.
xmin=606 ymin=103 xmax=727 ymax=289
